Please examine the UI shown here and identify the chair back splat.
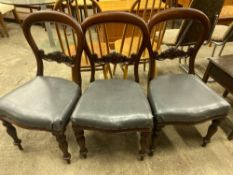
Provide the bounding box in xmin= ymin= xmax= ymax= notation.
xmin=23 ymin=11 xmax=84 ymax=86
xmin=148 ymin=8 xmax=210 ymax=80
xmin=71 ymin=12 xmax=153 ymax=160
xmin=54 ymin=0 xmax=110 ymax=77
xmin=81 ymin=11 xmax=150 ymax=82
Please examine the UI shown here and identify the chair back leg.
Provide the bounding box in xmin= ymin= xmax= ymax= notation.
xmin=138 ymin=131 xmax=151 ymax=161
xmin=202 ymin=118 xmax=224 ymax=147
xmin=72 ymin=123 xmax=88 ymax=158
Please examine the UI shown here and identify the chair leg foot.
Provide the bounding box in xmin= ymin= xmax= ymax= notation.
xmin=202 ymin=119 xmax=222 ymax=147
xmin=228 ymin=130 xmax=233 ymax=140
xmin=138 ymin=131 xmax=150 ymax=161
xmin=52 ymin=131 xmax=71 ymax=164
xmin=72 ymin=123 xmax=88 ymax=159
xmin=2 ymin=120 xmax=23 ymax=150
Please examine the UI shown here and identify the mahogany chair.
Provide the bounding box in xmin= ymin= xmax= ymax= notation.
xmin=71 ymin=12 xmax=153 ymax=160
xmin=147 ymin=8 xmax=231 ymax=155
xmin=0 ymin=11 xmax=84 ymax=163
xmin=53 ymin=0 xmax=112 ymax=79
xmin=203 ymin=54 xmax=233 ymax=140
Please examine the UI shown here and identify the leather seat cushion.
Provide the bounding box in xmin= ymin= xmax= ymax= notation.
xmin=71 ymin=79 xmax=153 ymax=130
xmin=148 ymin=74 xmax=230 ymax=123
xmin=0 ymin=76 xmax=81 ymax=131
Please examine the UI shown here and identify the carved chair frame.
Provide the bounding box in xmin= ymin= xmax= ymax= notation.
xmin=146 ymin=8 xmax=228 ymax=155
xmin=0 ymin=11 xmax=84 ymax=163
xmin=72 ymin=11 xmax=151 ymax=160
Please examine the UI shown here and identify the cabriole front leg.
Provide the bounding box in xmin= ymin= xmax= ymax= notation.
xmin=202 ymin=119 xmax=223 ymax=147
xmin=2 ymin=120 xmax=23 ymax=150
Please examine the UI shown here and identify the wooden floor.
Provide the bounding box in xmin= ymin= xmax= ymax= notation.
xmin=0 ymin=23 xmax=232 ymax=175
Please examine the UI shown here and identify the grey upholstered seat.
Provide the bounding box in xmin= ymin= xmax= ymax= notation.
xmin=0 ymin=76 xmax=81 ymax=131
xmin=148 ymin=74 xmax=230 ymax=123
xmin=72 ymin=79 xmax=153 ymax=130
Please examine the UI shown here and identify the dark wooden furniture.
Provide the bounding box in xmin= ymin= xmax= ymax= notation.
xmin=203 ymin=54 xmax=233 ymax=140
xmin=71 ymin=11 xmax=153 ymax=160
xmin=147 ymin=8 xmax=231 ymax=155
xmin=54 ymin=0 xmax=112 ymax=79
xmin=0 ymin=11 xmax=84 ymax=163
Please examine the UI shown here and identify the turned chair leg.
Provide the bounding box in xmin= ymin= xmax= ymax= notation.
xmin=52 ymin=131 xmax=71 ymax=164
xmin=2 ymin=120 xmax=23 ymax=150
xmin=228 ymin=130 xmax=233 ymax=140
xmin=72 ymin=123 xmax=87 ymax=158
xmin=138 ymin=131 xmax=150 ymax=161
xmin=148 ymin=122 xmax=163 ymax=156
xmin=202 ymin=119 xmax=223 ymax=147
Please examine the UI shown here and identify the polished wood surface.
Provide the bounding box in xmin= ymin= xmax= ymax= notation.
xmin=97 ymin=0 xmax=135 ymax=11
xmin=178 ymin=0 xmax=233 ymax=7
xmin=178 ymin=0 xmax=233 ymax=23
xmin=97 ymin=0 xmax=165 ymax=11
xmin=219 ymin=5 xmax=233 ymax=24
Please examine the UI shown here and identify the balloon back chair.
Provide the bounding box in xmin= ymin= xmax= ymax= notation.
xmin=71 ymin=11 xmax=153 ymax=160
xmin=147 ymin=8 xmax=231 ymax=155
xmin=0 ymin=11 xmax=84 ymax=163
